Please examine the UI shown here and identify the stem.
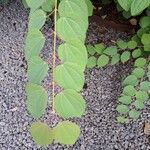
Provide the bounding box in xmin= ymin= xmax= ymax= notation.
xmin=52 ymin=0 xmax=57 ymax=113
xmin=47 ymin=10 xmax=55 ymax=18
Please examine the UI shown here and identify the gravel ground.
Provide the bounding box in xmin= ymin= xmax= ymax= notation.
xmin=0 ymin=1 xmax=150 ymax=150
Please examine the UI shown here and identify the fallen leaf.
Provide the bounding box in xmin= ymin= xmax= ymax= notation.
xmin=10 ymin=107 xmax=18 ymax=112
xmin=130 ymin=18 xmax=137 ymax=26
xmin=144 ymin=123 xmax=150 ymax=135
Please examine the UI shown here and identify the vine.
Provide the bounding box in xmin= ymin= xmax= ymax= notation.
xmin=24 ymin=0 xmax=93 ymax=147
xmin=21 ymin=0 xmax=150 ymax=147
xmin=117 ymin=57 xmax=150 ymax=123
xmin=52 ymin=0 xmax=57 ymax=112
xmin=86 ymin=40 xmax=142 ymax=68
xmin=87 ymin=40 xmax=150 ymax=123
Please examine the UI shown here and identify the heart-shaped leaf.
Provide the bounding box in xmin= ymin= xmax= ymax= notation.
xmin=27 ymin=56 xmax=48 ymax=84
xmin=54 ymin=62 xmax=84 ymax=91
xmin=132 ymin=67 xmax=145 ymax=78
xmin=123 ymin=75 xmax=138 ymax=86
xmin=54 ymin=89 xmax=86 ymax=118
xmin=123 ymin=85 xmax=136 ymax=96
xmin=26 ymin=83 xmax=48 ymax=118
xmin=58 ymin=0 xmax=88 ymax=21
xmin=53 ymin=121 xmax=80 ymax=145
xmin=25 ymin=29 xmax=45 ymax=60
xmin=26 ymin=0 xmax=45 ymax=11
xmin=30 ymin=122 xmax=53 ymax=146
xmin=97 ymin=54 xmax=109 ymax=67
xmin=28 ymin=9 xmax=46 ymax=30
xmin=131 ymin=0 xmax=150 ymax=16
xmin=57 ymin=17 xmax=86 ymax=42
xmin=87 ymin=56 xmax=97 ymax=68
xmin=42 ymin=0 xmax=55 ymax=12
xmin=58 ymin=42 xmax=87 ymax=71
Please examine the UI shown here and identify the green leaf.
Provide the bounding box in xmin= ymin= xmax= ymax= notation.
xmin=22 ymin=0 xmax=29 ymax=8
xmin=53 ymin=121 xmax=80 ymax=145
xmin=132 ymin=35 xmax=141 ymax=44
xmin=103 ymin=46 xmax=118 ymax=56
xmin=94 ymin=43 xmax=105 ymax=54
xmin=141 ymin=33 xmax=150 ymax=51
xmin=132 ymin=49 xmax=142 ymax=58
xmin=116 ymin=116 xmax=129 ymax=123
xmin=129 ymin=110 xmax=140 ymax=120
xmin=121 ymin=51 xmax=130 ymax=63
xmin=26 ymin=83 xmax=48 ymax=118
xmin=139 ymin=16 xmax=150 ymax=28
xmin=84 ymin=0 xmax=93 ymax=16
xmin=25 ymin=29 xmax=45 ymax=60
xmin=58 ymin=0 xmax=88 ymax=35
xmin=41 ymin=0 xmax=55 ymax=12
xmin=28 ymin=9 xmax=46 ymax=30
xmin=137 ymin=27 xmax=150 ymax=38
xmin=127 ymin=41 xmax=137 ymax=49
xmin=57 ymin=17 xmax=86 ymax=42
xmin=123 ymin=75 xmax=138 ymax=86
xmin=134 ymin=58 xmax=147 ymax=68
xmin=27 ymin=56 xmax=48 ymax=84
xmin=54 ymin=89 xmax=86 ymax=118
xmin=132 ymin=67 xmax=145 ymax=78
xmin=30 ymin=122 xmax=53 ymax=146
xmin=123 ymin=85 xmax=136 ymax=96
xmin=140 ymin=81 xmax=150 ymax=91
xmin=141 ymin=33 xmax=150 ymax=45
xmin=131 ymin=0 xmax=150 ymax=16
xmin=54 ymin=62 xmax=84 ymax=91
xmin=87 ymin=56 xmax=97 ymax=68
xmin=116 ymin=104 xmax=129 ymax=114
xmin=135 ymin=91 xmax=149 ymax=102
xmin=26 ymin=0 xmax=45 ymax=11
xmin=86 ymin=45 xmax=96 ymax=55
xmin=97 ymin=54 xmax=109 ymax=67
xmin=117 ymin=40 xmax=127 ymax=49
xmin=118 ymin=95 xmax=132 ymax=105
xmin=111 ymin=54 xmax=120 ymax=65
xmin=58 ymin=42 xmax=87 ymax=71
xmin=134 ymin=100 xmax=145 ymax=109
xmin=58 ymin=0 xmax=88 ymax=20
xmin=117 ymin=0 xmax=132 ymax=11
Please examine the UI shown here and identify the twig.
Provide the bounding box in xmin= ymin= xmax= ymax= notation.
xmin=52 ymin=0 xmax=57 ymax=113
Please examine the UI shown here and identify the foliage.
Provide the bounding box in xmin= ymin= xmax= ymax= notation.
xmin=87 ymin=39 xmax=150 ymax=123
xmin=117 ymin=0 xmax=150 ymax=16
xmin=117 ymin=58 xmax=150 ymax=123
xmin=86 ymin=40 xmax=142 ymax=68
xmin=22 ymin=0 xmax=150 ymax=146
xmin=24 ymin=0 xmax=93 ymax=147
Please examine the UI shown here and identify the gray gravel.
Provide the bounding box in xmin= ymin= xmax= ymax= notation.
xmin=0 ymin=1 xmax=150 ymax=150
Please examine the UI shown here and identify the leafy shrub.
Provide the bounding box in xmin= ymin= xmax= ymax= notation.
xmin=117 ymin=0 xmax=150 ymax=16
